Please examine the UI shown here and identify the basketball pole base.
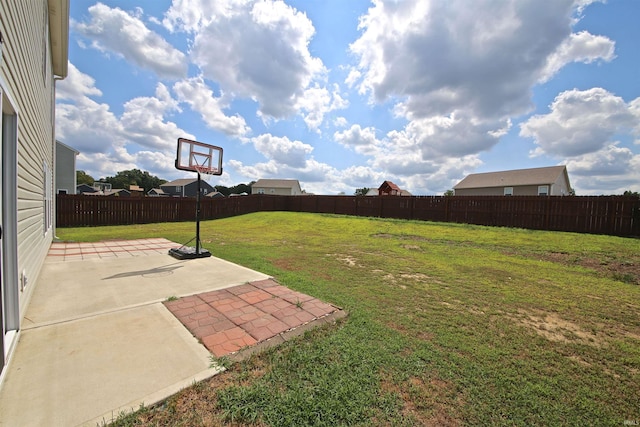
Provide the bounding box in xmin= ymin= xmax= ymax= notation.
xmin=168 ymin=246 xmax=211 ymax=260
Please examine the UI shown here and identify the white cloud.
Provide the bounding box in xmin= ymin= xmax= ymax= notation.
xmin=540 ymin=31 xmax=615 ymax=82
xmin=56 ymin=63 xmax=102 ymax=101
xmin=350 ymin=0 xmax=580 ymax=119
xmin=163 ymin=0 xmax=246 ymax=32
xmin=566 ymin=145 xmax=640 ymax=194
xmin=189 ymin=0 xmax=325 ymax=119
xmin=521 ymin=88 xmax=639 ymax=157
xmin=295 ymin=84 xmax=349 ymax=131
xmin=120 ymin=83 xmax=188 ymax=150
xmin=173 ymin=77 xmax=250 ymax=137
xmin=56 ymin=97 xmax=124 ymax=154
xmin=347 ymin=0 xmax=616 ymax=169
xmin=56 ymin=63 xmax=194 ymax=180
xmin=74 ymin=3 xmax=187 ymax=79
xmin=334 ymin=124 xmax=379 ymax=155
xmin=251 ymin=134 xmax=314 ymax=168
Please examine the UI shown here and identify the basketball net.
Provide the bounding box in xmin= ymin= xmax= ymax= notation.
xmin=192 ymin=158 xmax=218 ymax=186
xmin=194 ymin=165 xmax=214 ymax=183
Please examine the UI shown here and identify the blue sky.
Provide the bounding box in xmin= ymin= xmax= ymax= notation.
xmin=56 ymin=0 xmax=640 ymax=195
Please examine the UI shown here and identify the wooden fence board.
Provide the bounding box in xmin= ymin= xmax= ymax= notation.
xmin=56 ymin=194 xmax=640 ymax=237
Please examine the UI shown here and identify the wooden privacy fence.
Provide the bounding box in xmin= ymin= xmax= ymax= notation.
xmin=57 ymin=194 xmax=640 ymax=237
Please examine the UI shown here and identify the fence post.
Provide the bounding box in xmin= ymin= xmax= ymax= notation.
xmin=544 ymin=196 xmax=551 ymax=230
xmin=445 ymin=196 xmax=450 ymax=222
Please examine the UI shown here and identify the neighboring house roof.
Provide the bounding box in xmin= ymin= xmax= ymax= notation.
xmin=56 ymin=140 xmax=79 ymax=154
xmin=148 ymin=188 xmax=166 ymax=195
xmin=205 ymin=191 xmax=225 ymax=198
xmin=161 ymin=178 xmax=197 ymax=187
xmin=77 ymin=184 xmax=97 ymax=193
xmin=454 ymin=166 xmax=568 ymax=189
xmin=252 ymin=179 xmax=301 ymax=189
xmin=129 ymin=185 xmax=143 ymax=192
xmin=104 ymin=189 xmax=130 ymax=196
xmin=379 ymin=181 xmax=401 ymax=191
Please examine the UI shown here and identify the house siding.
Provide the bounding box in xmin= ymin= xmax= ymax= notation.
xmin=253 ymin=187 xmax=296 ymax=196
xmin=551 ymin=173 xmax=570 ymax=196
xmin=455 ymin=185 xmax=550 ymax=196
xmin=55 ymin=141 xmax=77 ymax=194
xmin=0 ymin=0 xmax=60 ymax=328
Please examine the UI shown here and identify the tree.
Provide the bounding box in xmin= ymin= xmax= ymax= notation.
xmin=230 ymin=182 xmax=253 ymax=195
xmin=355 ymin=187 xmax=371 ymax=196
xmin=215 ymin=185 xmax=231 ymax=197
xmin=101 ymin=169 xmax=167 ymax=193
xmin=76 ymin=170 xmax=95 ymax=186
xmin=623 ymin=190 xmax=639 ymax=197
xmin=444 ymin=189 xmax=454 ymax=196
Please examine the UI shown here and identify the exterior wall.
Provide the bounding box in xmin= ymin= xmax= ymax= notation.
xmin=0 ymin=0 xmax=59 ymax=324
xmin=161 ymin=181 xmax=215 ymax=197
xmin=55 ymin=141 xmax=77 ymax=194
xmin=551 ymin=174 xmax=570 ymax=196
xmin=253 ymin=186 xmax=295 ymax=196
xmin=454 ymin=187 xmax=504 ymax=196
xmin=185 ymin=181 xmax=215 ymax=197
xmin=455 ymin=185 xmax=545 ymax=196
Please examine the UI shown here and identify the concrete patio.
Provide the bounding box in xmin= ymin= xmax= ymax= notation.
xmin=0 ymin=239 xmax=343 ymax=426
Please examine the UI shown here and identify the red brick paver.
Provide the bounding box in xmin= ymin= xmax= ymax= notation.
xmin=164 ymin=279 xmax=340 ymax=357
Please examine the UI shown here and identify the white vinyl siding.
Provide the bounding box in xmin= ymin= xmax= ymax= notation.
xmin=0 ymin=0 xmax=58 ymax=315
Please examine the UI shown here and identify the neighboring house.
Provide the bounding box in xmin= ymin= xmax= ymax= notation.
xmin=104 ymin=189 xmax=131 ymax=197
xmin=0 ymin=0 xmax=69 ymax=377
xmin=147 ymin=188 xmax=167 ymax=197
xmin=453 ymin=165 xmax=572 ymax=196
xmin=205 ymin=191 xmax=225 ymax=198
xmin=378 ymin=181 xmax=412 ymax=196
xmin=160 ymin=178 xmax=215 ymax=197
xmin=129 ymin=185 xmax=144 ymax=197
xmin=76 ymin=184 xmax=98 ymax=195
xmin=252 ymin=179 xmax=303 ymax=195
xmin=55 ymin=141 xmax=78 ymax=194
xmin=365 ymin=188 xmax=379 ymax=196
xmin=93 ymin=182 xmax=112 ymax=192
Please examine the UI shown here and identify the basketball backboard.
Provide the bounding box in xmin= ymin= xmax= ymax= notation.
xmin=175 ymin=138 xmax=223 ymax=175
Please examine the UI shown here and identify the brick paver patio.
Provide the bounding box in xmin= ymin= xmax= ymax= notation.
xmin=164 ymin=278 xmax=341 ymax=357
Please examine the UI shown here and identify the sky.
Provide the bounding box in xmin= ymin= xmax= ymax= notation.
xmin=56 ymin=0 xmax=640 ymax=195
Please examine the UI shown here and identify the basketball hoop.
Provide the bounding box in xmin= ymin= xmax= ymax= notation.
xmin=169 ymin=138 xmax=224 ymax=260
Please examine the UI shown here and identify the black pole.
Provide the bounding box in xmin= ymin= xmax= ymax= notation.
xmin=196 ymin=171 xmax=201 ymax=255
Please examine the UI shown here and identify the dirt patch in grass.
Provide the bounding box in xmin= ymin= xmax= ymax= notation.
xmin=510 ymin=309 xmax=603 ymax=347
xmin=543 ymin=251 xmax=640 ymax=285
xmin=379 ymin=371 xmax=462 ymax=426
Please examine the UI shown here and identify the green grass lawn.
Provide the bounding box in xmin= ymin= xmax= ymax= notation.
xmin=58 ymin=212 xmax=640 ymax=426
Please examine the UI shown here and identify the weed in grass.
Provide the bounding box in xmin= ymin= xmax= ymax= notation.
xmin=613 ymin=272 xmax=637 ymax=285
xmin=210 ymin=355 xmax=232 ymax=370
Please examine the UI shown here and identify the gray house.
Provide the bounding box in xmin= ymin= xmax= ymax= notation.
xmin=0 ymin=0 xmax=69 ymax=376
xmin=252 ymin=179 xmax=303 ymax=195
xmin=453 ymin=166 xmax=572 ymax=196
xmin=55 ymin=141 xmax=78 ymax=194
xmin=160 ymin=178 xmax=216 ymax=197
